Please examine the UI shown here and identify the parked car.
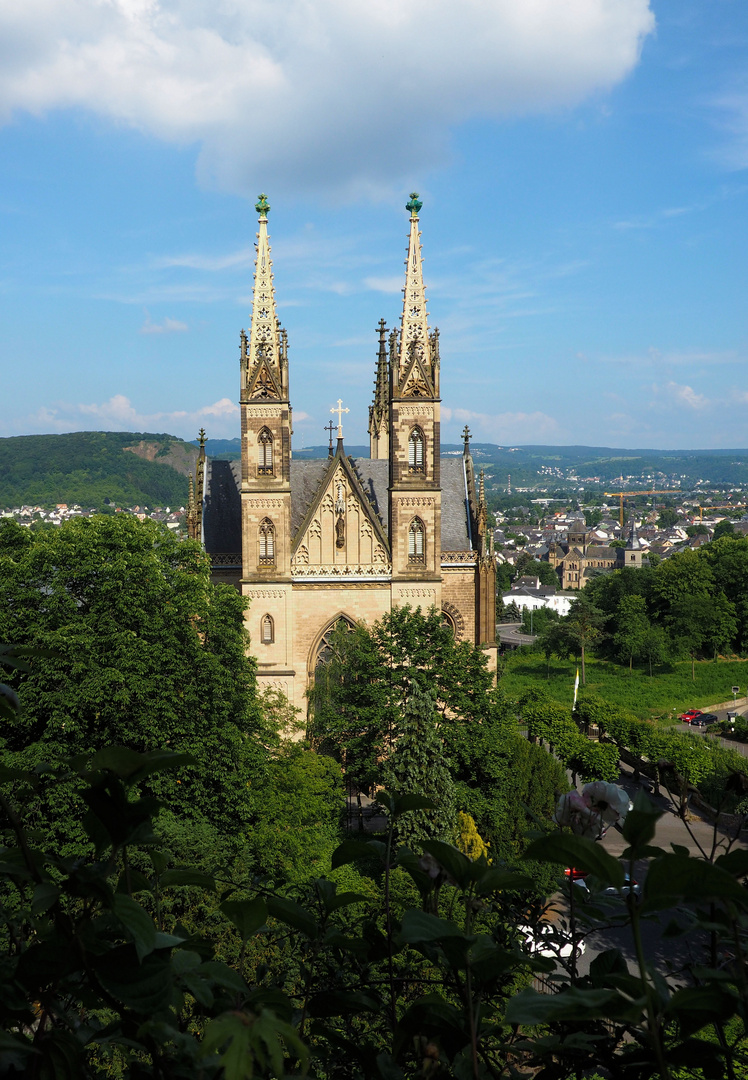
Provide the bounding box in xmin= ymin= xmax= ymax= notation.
xmin=564 ymin=867 xmax=589 ymax=888
xmin=679 ymin=709 xmax=703 ymax=723
xmin=601 ymin=873 xmax=641 ymax=899
xmin=691 ymin=712 xmax=718 ymax=727
xmin=518 ymin=923 xmax=586 ymax=961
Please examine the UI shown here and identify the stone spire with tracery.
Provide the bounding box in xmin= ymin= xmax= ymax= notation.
xmin=241 ymin=194 xmax=288 ymax=403
xmin=394 ymin=193 xmax=439 ymax=397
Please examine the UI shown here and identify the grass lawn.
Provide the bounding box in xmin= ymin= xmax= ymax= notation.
xmin=500 ymin=651 xmax=748 ymax=721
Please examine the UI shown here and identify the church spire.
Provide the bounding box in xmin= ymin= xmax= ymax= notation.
xmin=394 ymin=193 xmax=438 ymax=396
xmin=241 ymin=194 xmax=287 ymax=402
xmin=369 ymin=318 xmax=390 ymax=458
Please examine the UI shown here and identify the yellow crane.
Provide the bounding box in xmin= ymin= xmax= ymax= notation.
xmin=603 ymin=490 xmax=681 ymax=529
xmin=696 ymin=503 xmax=745 ymax=523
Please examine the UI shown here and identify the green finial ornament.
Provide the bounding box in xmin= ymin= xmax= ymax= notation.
xmin=255 ymin=193 xmax=270 ymax=217
xmin=406 ymin=191 xmax=422 ymax=215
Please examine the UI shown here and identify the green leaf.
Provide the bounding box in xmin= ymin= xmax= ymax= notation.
xmin=266 ymin=896 xmax=319 ymax=939
xmin=31 ymin=882 xmax=60 ymax=915
xmin=220 ymin=897 xmax=267 ymax=941
xmin=643 ymin=855 xmax=748 ymax=910
xmin=89 ymin=746 xmax=197 ymax=783
xmin=200 ymin=961 xmax=249 ymax=995
xmin=111 ymin=894 xmax=157 ymax=961
xmin=159 ymin=869 xmax=216 ymax=890
xmin=621 ymin=789 xmax=662 ymax=852
xmin=504 ymin=986 xmax=624 ymax=1025
xmin=523 ymin=833 xmax=624 ymax=889
xmin=715 ymin=848 xmax=748 ymax=878
xmin=390 ymin=792 xmax=438 ymax=817
xmin=331 ymin=838 xmax=386 ymax=869
xmin=475 ymin=868 xmax=536 ymax=896
xmin=94 ymin=946 xmax=174 ymax=1013
xmin=420 ymin=839 xmax=473 ymax=888
xmin=400 ymin=909 xmax=465 ymax=944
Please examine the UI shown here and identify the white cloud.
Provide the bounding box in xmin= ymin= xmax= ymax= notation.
xmin=20 ymin=394 xmax=240 ymax=439
xmin=442 ymin=406 xmax=562 ymax=442
xmin=0 ymin=0 xmax=655 ymax=195
xmin=658 ymin=381 xmax=709 ymax=410
xmin=139 ymin=312 xmax=188 ymax=334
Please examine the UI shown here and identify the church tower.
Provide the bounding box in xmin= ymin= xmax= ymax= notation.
xmin=388 ymin=193 xmax=442 ymax=610
xmin=239 ymin=195 xmax=294 ymax=688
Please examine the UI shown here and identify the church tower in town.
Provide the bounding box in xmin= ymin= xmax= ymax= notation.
xmin=205 ymin=193 xmax=497 ymax=716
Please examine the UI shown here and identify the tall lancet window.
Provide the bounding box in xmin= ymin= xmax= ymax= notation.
xmin=261 ymin=614 xmax=274 ymax=644
xmin=408 ymin=518 xmax=425 ymax=564
xmin=258 ymin=518 xmax=275 ymax=566
xmin=258 ymin=428 xmax=273 ymax=475
xmin=408 ymin=427 xmax=425 ymax=473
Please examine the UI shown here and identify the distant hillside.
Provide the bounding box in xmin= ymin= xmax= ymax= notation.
xmin=0 ymin=432 xmax=197 ymax=510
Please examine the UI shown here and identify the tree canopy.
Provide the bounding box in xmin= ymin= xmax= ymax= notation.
xmin=0 ymin=515 xmax=266 ymax=855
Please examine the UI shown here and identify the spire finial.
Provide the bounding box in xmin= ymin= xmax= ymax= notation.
xmin=406 ymin=191 xmax=423 ymax=216
xmin=463 ymin=425 xmax=471 ymax=447
xmin=325 ymin=419 xmax=336 ymax=458
xmin=331 ymin=398 xmax=350 ymax=439
xmin=255 ymin=193 xmax=270 ymax=218
xmin=198 ymin=428 xmax=207 ymax=451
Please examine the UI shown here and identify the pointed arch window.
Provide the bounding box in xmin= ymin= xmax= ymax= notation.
xmin=258 ymin=428 xmax=274 ymax=475
xmin=408 ymin=518 xmax=425 ymax=564
xmin=261 ymin=614 xmax=274 ymax=644
xmin=408 ymin=427 xmax=425 ymax=473
xmin=258 ymin=518 xmax=275 ymax=566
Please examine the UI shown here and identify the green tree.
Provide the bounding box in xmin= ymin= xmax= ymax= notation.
xmin=657 ymin=507 xmax=680 ymax=529
xmin=559 ymin=596 xmax=607 ymax=686
xmin=0 ymin=515 xmax=265 ymax=856
xmin=713 ymin=518 xmax=737 ymax=540
xmin=612 ymin=593 xmax=650 ymax=672
xmin=382 ymin=682 xmax=456 ymax=848
xmin=512 ymin=552 xmax=559 ymax=588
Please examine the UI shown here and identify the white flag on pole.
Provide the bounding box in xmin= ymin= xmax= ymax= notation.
xmin=573 ymin=668 xmax=580 ymax=708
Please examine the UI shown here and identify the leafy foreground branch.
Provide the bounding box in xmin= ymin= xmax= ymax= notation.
xmin=1 ymin=748 xmax=748 ymax=1079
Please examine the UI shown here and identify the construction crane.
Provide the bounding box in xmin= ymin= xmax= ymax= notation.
xmin=696 ymin=504 xmax=746 ymax=523
xmin=603 ymin=490 xmax=681 ymax=529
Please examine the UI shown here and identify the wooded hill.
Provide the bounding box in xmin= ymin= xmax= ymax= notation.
xmin=0 ymin=431 xmax=197 ymax=510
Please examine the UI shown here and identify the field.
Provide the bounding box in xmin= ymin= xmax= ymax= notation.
xmin=499 ymin=652 xmax=748 ymax=720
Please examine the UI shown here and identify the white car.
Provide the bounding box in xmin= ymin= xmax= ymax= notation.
xmin=601 ymin=873 xmax=641 ymax=899
xmin=518 ymin=923 xmax=586 ymax=961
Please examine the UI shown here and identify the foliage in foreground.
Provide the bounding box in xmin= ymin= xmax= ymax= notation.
xmin=1 ymin=743 xmax=748 ymax=1079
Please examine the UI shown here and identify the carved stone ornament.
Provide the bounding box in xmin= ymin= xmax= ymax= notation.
xmin=399 ymin=405 xmax=433 ymax=419
xmin=440 ymin=551 xmax=477 ymax=565
xmin=245 ymin=499 xmax=283 ymax=508
xmin=246 ymin=588 xmax=285 ymax=599
xmin=292 ymin=564 xmax=392 ymax=578
xmin=245 ymin=407 xmax=283 ymax=419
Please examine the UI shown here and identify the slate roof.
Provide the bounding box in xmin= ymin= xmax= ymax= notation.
xmin=203 ymin=459 xmax=242 ymax=553
xmin=203 ymin=454 xmax=473 ymax=555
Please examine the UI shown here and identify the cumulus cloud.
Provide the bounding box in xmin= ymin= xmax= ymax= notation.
xmin=20 ymin=394 xmax=240 ymax=439
xmin=659 ymin=381 xmax=709 ymax=410
xmin=442 ymin=406 xmax=562 ymax=443
xmin=139 ymin=312 xmax=188 ymax=334
xmin=0 ymin=0 xmax=655 ymax=195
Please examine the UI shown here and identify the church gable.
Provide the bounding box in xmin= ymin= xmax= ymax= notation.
xmin=291 ymin=450 xmax=391 ymax=578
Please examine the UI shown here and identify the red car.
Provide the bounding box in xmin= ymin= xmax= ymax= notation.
xmin=679 ymin=710 xmax=703 ymax=723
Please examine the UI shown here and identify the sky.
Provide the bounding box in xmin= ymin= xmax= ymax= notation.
xmin=1 ymin=0 xmax=747 ymax=451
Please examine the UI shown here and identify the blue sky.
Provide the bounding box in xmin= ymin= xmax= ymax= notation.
xmin=1 ymin=0 xmax=746 ymax=451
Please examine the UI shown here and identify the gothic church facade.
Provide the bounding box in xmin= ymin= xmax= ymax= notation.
xmin=203 ymin=194 xmax=497 ymax=716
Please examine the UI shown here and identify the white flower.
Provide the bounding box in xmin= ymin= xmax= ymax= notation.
xmin=554 ymin=782 xmax=629 ymax=839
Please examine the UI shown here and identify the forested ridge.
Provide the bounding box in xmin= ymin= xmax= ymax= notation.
xmin=0 ymin=431 xmax=195 ymax=509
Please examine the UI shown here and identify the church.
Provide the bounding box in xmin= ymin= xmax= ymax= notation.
xmin=201 ymin=193 xmax=497 ymax=717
